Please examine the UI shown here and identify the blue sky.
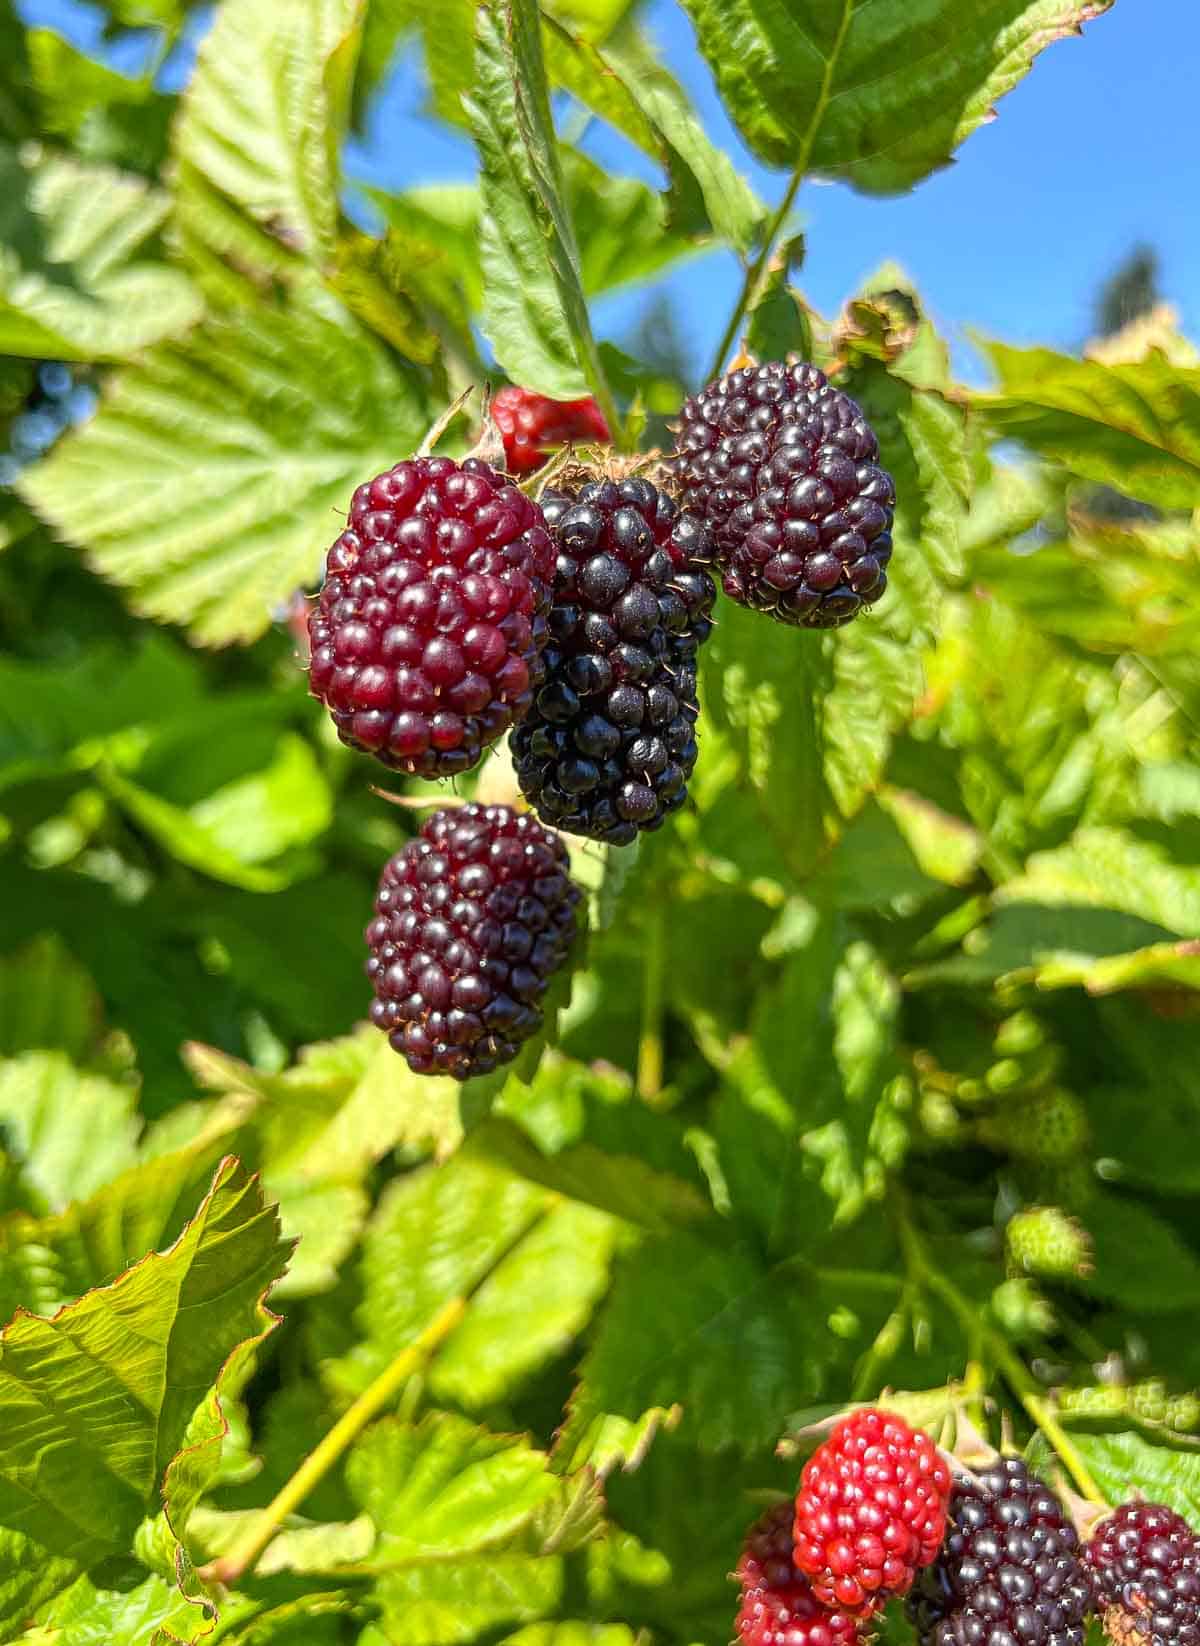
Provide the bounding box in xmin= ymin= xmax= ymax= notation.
xmin=23 ymin=0 xmax=1199 ymax=386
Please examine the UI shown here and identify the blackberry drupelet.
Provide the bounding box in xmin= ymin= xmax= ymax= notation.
xmin=793 ymin=1407 xmax=952 ymax=1615
xmin=307 ymin=456 xmax=555 ymax=778
xmin=492 ymin=385 xmax=612 ymax=474
xmin=365 ymin=804 xmax=580 ymax=1078
xmin=671 ymin=360 xmax=895 ymax=629
xmin=908 ymin=1456 xmax=1094 ymax=1646
xmin=511 ymin=476 xmax=717 ymax=846
xmin=1086 ymin=1502 xmax=1200 ymax=1646
xmin=736 ymin=1502 xmax=864 ymax=1646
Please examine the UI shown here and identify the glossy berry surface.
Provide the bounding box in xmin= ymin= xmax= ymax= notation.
xmin=307 ymin=456 xmax=555 ymax=778
xmin=793 ymin=1407 xmax=952 ymax=1614
xmin=1086 ymin=1501 xmax=1200 ymax=1646
xmin=908 ymin=1456 xmax=1094 ymax=1646
xmin=492 ymin=386 xmax=612 ymax=474
xmin=365 ymin=804 xmax=580 ymax=1079
xmin=671 ymin=360 xmax=895 ymax=628
xmin=511 ymin=476 xmax=716 ymax=845
xmin=736 ymin=1502 xmax=865 ymax=1646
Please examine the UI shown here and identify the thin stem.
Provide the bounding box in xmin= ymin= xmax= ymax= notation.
xmin=203 ymin=1297 xmax=466 ymax=1587
xmin=892 ymin=1192 xmax=1107 ymax=1506
xmin=637 ymin=898 xmax=667 ymax=1103
xmin=707 ymin=166 xmax=804 ymax=383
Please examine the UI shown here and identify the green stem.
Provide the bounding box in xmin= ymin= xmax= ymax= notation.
xmin=892 ymin=1193 xmax=1107 ymax=1505
xmin=707 ymin=165 xmax=804 ymax=382
xmin=202 ymin=1297 xmax=465 ymax=1587
xmin=637 ymin=898 xmax=667 ymax=1103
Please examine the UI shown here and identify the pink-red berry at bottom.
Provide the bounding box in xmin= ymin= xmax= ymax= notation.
xmin=492 ymin=385 xmax=611 ymax=474
xmin=792 ymin=1407 xmax=951 ymax=1616
xmin=736 ymin=1502 xmax=865 ymax=1646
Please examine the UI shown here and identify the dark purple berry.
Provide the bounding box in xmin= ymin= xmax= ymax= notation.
xmin=366 ymin=804 xmax=580 ymax=1079
xmin=908 ymin=1457 xmax=1094 ymax=1646
xmin=1086 ymin=1501 xmax=1200 ymax=1646
xmin=307 ymin=457 xmax=555 ymax=777
xmin=511 ymin=477 xmax=716 ymax=845
xmin=671 ymin=361 xmax=895 ymax=629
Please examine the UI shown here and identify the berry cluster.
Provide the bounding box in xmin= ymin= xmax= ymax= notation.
xmin=736 ymin=1502 xmax=864 ymax=1646
xmin=511 ymin=476 xmax=716 ymax=845
xmin=492 ymin=385 xmax=611 ymax=474
xmin=308 ymin=456 xmax=555 ymax=778
xmin=671 ymin=361 xmax=894 ymax=628
xmin=365 ymin=804 xmax=579 ymax=1078
xmin=794 ymin=1408 xmax=952 ymax=1615
xmin=909 ymin=1456 xmax=1093 ymax=1646
xmin=1086 ymin=1501 xmax=1200 ymax=1646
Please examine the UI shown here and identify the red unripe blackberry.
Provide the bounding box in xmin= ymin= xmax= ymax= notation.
xmin=793 ymin=1408 xmax=952 ymax=1615
xmin=908 ymin=1456 xmax=1094 ymax=1646
xmin=492 ymin=386 xmax=612 ymax=474
xmin=671 ymin=360 xmax=895 ymax=629
xmin=737 ymin=1502 xmax=866 ymax=1646
xmin=307 ymin=456 xmax=555 ymax=778
xmin=1086 ymin=1502 xmax=1200 ymax=1646
xmin=511 ymin=476 xmax=716 ymax=846
xmin=365 ymin=804 xmax=580 ymax=1078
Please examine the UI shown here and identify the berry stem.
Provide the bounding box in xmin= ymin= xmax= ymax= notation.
xmin=200 ymin=1296 xmax=466 ymax=1588
xmin=891 ymin=1191 xmax=1108 ymax=1507
xmin=637 ymin=897 xmax=667 ymax=1102
xmin=708 ymin=164 xmax=805 ymax=381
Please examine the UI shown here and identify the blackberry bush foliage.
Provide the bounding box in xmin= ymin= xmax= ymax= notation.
xmin=671 ymin=362 xmax=895 ymax=628
xmin=366 ymin=804 xmax=580 ymax=1077
xmin=8 ymin=2 xmax=1199 ymax=1645
xmin=512 ymin=476 xmax=716 ymax=843
xmin=308 ymin=456 xmax=555 ymax=777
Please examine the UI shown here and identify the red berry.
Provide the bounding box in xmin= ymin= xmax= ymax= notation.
xmin=307 ymin=457 xmax=555 ymax=778
xmin=736 ymin=1503 xmax=865 ymax=1646
xmin=492 ymin=385 xmax=612 ymax=474
xmin=1086 ymin=1501 xmax=1200 ymax=1646
xmin=365 ymin=804 xmax=581 ymax=1079
xmin=793 ymin=1408 xmax=951 ymax=1615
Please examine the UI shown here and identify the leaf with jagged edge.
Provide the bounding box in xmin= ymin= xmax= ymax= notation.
xmin=172 ymin=0 xmax=362 ymax=302
xmin=1026 ymin=1428 xmax=1200 ymax=1527
xmin=18 ymin=287 xmax=430 ymax=646
xmin=978 ymin=340 xmax=1200 ymax=510
xmin=0 ymin=1157 xmax=291 ymax=1637
xmin=997 ymin=827 xmax=1200 ymax=938
xmin=0 ymin=142 xmax=201 ymax=359
xmin=467 ymin=0 xmax=613 ymax=413
xmin=324 ymin=1155 xmax=618 ymax=1412
xmin=677 ymin=0 xmax=1115 ymax=188
xmin=0 ymin=1050 xmax=140 ymax=1212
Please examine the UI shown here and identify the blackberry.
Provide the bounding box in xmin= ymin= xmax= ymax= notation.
xmin=671 ymin=360 xmax=894 ymax=628
xmin=492 ymin=386 xmax=612 ymax=474
xmin=1086 ymin=1502 xmax=1200 ymax=1646
xmin=908 ymin=1456 xmax=1094 ymax=1646
xmin=307 ymin=456 xmax=555 ymax=778
xmin=736 ymin=1502 xmax=864 ymax=1646
xmin=511 ymin=476 xmax=716 ymax=845
xmin=794 ymin=1407 xmax=952 ymax=1614
xmin=365 ymin=804 xmax=580 ymax=1078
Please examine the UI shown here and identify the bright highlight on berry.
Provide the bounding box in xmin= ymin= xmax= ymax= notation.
xmin=1085 ymin=1501 xmax=1200 ymax=1646
xmin=736 ymin=1502 xmax=865 ymax=1646
xmin=307 ymin=456 xmax=556 ymax=778
xmin=492 ymin=385 xmax=612 ymax=474
xmin=365 ymin=804 xmax=580 ymax=1079
xmin=671 ymin=360 xmax=895 ymax=628
xmin=793 ymin=1408 xmax=951 ymax=1615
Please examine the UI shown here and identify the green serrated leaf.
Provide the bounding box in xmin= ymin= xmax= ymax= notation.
xmin=0 ymin=1050 xmax=140 ymax=1212
xmin=1028 ymin=1428 xmax=1200 ymax=1527
xmin=677 ymin=0 xmax=1116 ymax=189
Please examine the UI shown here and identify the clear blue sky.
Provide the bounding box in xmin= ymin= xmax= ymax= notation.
xmin=24 ymin=0 xmax=1199 ymax=385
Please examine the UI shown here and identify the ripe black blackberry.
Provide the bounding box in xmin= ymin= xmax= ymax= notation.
xmin=1086 ymin=1502 xmax=1200 ymax=1646
xmin=511 ymin=477 xmax=716 ymax=846
xmin=908 ymin=1456 xmax=1094 ymax=1646
xmin=671 ymin=360 xmax=894 ymax=629
xmin=365 ymin=804 xmax=580 ymax=1078
xmin=307 ymin=456 xmax=555 ymax=778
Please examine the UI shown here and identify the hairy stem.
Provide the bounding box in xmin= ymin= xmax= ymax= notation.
xmin=202 ymin=1296 xmax=466 ymax=1587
